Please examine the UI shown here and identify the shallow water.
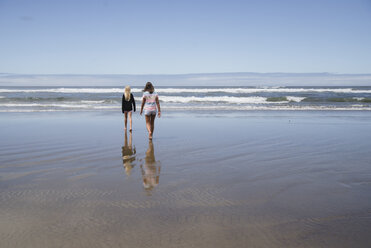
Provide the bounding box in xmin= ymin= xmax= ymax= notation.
xmin=1 ymin=112 xmax=371 ymax=247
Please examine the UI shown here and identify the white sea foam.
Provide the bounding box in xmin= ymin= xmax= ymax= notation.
xmin=1 ymin=87 xmax=371 ymax=94
xmin=80 ymin=100 xmax=106 ymax=104
xmin=0 ymin=109 xmax=118 ymax=112
xmin=1 ymin=104 xmax=371 ymax=112
xmin=1 ymin=103 xmax=44 ymax=107
xmin=160 ymin=95 xmax=306 ymax=103
xmin=0 ymin=88 xmax=125 ymax=93
xmin=0 ymin=103 xmax=118 ymax=109
xmin=156 ymin=88 xmax=371 ymax=94
xmin=156 ymin=88 xmax=253 ymax=93
xmin=286 ymin=96 xmax=306 ymax=102
xmin=160 ymin=96 xmax=271 ymax=104
xmin=163 ymin=105 xmax=371 ymax=111
xmin=353 ymin=97 xmax=365 ymax=101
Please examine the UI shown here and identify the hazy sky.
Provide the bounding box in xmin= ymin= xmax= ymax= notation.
xmin=1 ymin=0 xmax=371 ymax=74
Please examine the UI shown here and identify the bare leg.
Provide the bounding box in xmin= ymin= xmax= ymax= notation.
xmin=129 ymin=111 xmax=132 ymax=131
xmin=145 ymin=115 xmax=152 ymax=138
xmin=124 ymin=112 xmax=128 ymax=130
xmin=150 ymin=115 xmax=156 ymax=136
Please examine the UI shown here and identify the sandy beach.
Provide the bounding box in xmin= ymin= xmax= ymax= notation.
xmin=1 ymin=111 xmax=371 ymax=247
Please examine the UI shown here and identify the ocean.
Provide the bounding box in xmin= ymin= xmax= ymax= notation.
xmin=1 ymin=86 xmax=371 ymax=112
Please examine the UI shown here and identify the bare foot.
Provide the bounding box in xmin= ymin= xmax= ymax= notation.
xmin=149 ymin=132 xmax=153 ymax=140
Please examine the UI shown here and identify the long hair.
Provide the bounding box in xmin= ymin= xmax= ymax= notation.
xmin=124 ymin=86 xmax=131 ymax=101
xmin=143 ymin=82 xmax=154 ymax=93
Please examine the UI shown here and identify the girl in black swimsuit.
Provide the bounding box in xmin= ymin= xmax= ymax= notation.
xmin=122 ymin=86 xmax=136 ymax=131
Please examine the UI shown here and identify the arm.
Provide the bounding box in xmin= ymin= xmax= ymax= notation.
xmin=121 ymin=94 xmax=125 ymax=113
xmin=140 ymin=97 xmax=146 ymax=115
xmin=156 ymin=95 xmax=161 ymax=117
xmin=131 ymin=94 xmax=136 ymax=112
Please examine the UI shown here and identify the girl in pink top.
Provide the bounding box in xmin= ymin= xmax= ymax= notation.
xmin=140 ymin=82 xmax=161 ymax=140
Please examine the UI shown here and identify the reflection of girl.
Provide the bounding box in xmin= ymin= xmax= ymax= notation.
xmin=141 ymin=140 xmax=161 ymax=192
xmin=140 ymin=82 xmax=161 ymax=140
xmin=122 ymin=86 xmax=136 ymax=132
xmin=122 ymin=131 xmax=136 ymax=175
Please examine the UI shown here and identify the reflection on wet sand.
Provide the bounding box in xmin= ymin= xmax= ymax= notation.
xmin=141 ymin=140 xmax=161 ymax=193
xmin=121 ymin=131 xmax=136 ymax=175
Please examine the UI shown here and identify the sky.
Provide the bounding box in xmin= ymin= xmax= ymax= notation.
xmin=1 ymin=0 xmax=371 ymax=75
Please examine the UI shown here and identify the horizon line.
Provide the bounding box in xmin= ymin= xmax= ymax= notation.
xmin=2 ymin=72 xmax=371 ymax=76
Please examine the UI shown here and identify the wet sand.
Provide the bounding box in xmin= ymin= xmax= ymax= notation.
xmin=1 ymin=111 xmax=371 ymax=247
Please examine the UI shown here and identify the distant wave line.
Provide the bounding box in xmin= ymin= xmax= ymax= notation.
xmin=3 ymin=96 xmax=371 ymax=105
xmin=0 ymin=103 xmax=117 ymax=109
xmin=160 ymin=96 xmax=305 ymax=104
xmin=1 ymin=87 xmax=371 ymax=94
xmin=2 ymin=105 xmax=371 ymax=112
xmin=0 ymin=96 xmax=305 ymax=105
xmin=164 ymin=105 xmax=371 ymax=111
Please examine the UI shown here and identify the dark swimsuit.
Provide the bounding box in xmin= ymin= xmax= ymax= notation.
xmin=122 ymin=93 xmax=136 ymax=112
